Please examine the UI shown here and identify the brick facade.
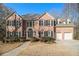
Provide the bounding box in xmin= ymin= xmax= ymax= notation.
xmin=6 ymin=12 xmax=74 ymax=40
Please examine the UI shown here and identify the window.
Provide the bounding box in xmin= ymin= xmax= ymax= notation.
xmin=44 ymin=31 xmax=48 ymax=37
xmin=44 ymin=31 xmax=53 ymax=37
xmin=16 ymin=21 xmax=19 ymax=27
xmin=27 ymin=21 xmax=29 ymax=27
xmin=10 ymin=21 xmax=12 ymax=26
xmin=51 ymin=20 xmax=54 ymax=26
xmin=7 ymin=20 xmax=11 ymax=26
xmin=16 ymin=32 xmax=18 ymax=37
xmin=27 ymin=21 xmax=33 ymax=27
xmin=39 ymin=31 xmax=43 ymax=37
xmin=44 ymin=20 xmax=50 ymax=26
xmin=7 ymin=32 xmax=14 ymax=37
xmin=48 ymin=31 xmax=51 ymax=37
xmin=30 ymin=21 xmax=32 ymax=27
xmin=18 ymin=32 xmax=21 ymax=37
xmin=7 ymin=31 xmax=10 ymax=37
xmin=12 ymin=21 xmax=15 ymax=26
xmin=51 ymin=31 xmax=53 ymax=37
xmin=39 ymin=20 xmax=43 ymax=26
xmin=7 ymin=20 xmax=9 ymax=25
xmin=14 ymin=20 xmax=21 ymax=27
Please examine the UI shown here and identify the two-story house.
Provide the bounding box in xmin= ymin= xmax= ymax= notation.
xmin=6 ymin=12 xmax=74 ymax=41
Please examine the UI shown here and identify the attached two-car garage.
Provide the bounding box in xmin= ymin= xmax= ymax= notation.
xmin=56 ymin=26 xmax=74 ymax=40
xmin=56 ymin=32 xmax=73 ymax=40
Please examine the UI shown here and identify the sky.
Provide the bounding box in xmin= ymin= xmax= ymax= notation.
xmin=4 ymin=3 xmax=64 ymax=15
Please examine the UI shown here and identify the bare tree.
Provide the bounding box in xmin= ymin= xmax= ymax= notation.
xmin=0 ymin=3 xmax=13 ymax=41
xmin=62 ymin=3 xmax=79 ymax=40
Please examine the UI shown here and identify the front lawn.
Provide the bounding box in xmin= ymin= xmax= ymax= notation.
xmin=0 ymin=41 xmax=23 ymax=55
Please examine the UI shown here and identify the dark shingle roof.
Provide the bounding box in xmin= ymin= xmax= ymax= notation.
xmin=22 ymin=14 xmax=41 ymax=21
xmin=56 ymin=23 xmax=74 ymax=27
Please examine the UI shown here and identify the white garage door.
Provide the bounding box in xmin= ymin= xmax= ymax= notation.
xmin=56 ymin=33 xmax=62 ymax=40
xmin=64 ymin=33 xmax=73 ymax=40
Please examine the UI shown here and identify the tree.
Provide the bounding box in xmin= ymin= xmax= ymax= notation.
xmin=0 ymin=3 xmax=13 ymax=41
xmin=62 ymin=3 xmax=79 ymax=40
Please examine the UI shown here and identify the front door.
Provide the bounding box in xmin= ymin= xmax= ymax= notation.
xmin=28 ymin=29 xmax=33 ymax=38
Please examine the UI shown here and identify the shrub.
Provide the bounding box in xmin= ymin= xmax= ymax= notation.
xmin=30 ymin=37 xmax=40 ymax=42
xmin=41 ymin=37 xmax=56 ymax=43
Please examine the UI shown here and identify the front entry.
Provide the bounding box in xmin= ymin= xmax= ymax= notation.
xmin=28 ymin=29 xmax=33 ymax=38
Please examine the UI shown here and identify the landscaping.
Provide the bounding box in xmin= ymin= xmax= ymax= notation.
xmin=0 ymin=41 xmax=23 ymax=55
xmin=30 ymin=37 xmax=56 ymax=44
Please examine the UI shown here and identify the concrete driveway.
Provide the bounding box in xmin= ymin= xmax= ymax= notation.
xmin=56 ymin=40 xmax=79 ymax=55
xmin=57 ymin=40 xmax=79 ymax=49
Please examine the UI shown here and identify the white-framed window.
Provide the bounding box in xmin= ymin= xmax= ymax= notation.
xmin=7 ymin=32 xmax=15 ymax=37
xmin=27 ymin=21 xmax=34 ymax=27
xmin=44 ymin=20 xmax=50 ymax=26
xmin=44 ymin=31 xmax=53 ymax=37
xmin=48 ymin=31 xmax=51 ymax=37
xmin=51 ymin=20 xmax=54 ymax=26
xmin=44 ymin=31 xmax=48 ymax=37
xmin=18 ymin=32 xmax=21 ymax=37
xmin=51 ymin=31 xmax=53 ymax=37
xmin=39 ymin=20 xmax=43 ymax=26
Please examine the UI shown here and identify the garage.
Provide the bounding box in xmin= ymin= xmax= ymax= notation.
xmin=64 ymin=32 xmax=73 ymax=40
xmin=56 ymin=22 xmax=74 ymax=40
xmin=56 ymin=32 xmax=62 ymax=40
xmin=56 ymin=32 xmax=73 ymax=40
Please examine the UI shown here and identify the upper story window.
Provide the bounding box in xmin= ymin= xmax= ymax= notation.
xmin=44 ymin=20 xmax=50 ymax=26
xmin=39 ymin=20 xmax=55 ymax=26
xmin=27 ymin=21 xmax=34 ymax=27
xmin=7 ymin=20 xmax=11 ymax=26
xmin=39 ymin=20 xmax=43 ymax=26
xmin=7 ymin=20 xmax=21 ymax=27
xmin=51 ymin=20 xmax=54 ymax=26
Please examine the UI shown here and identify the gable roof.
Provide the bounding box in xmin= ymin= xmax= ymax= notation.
xmin=38 ymin=12 xmax=55 ymax=20
xmin=5 ymin=12 xmax=23 ymax=20
xmin=22 ymin=14 xmax=40 ymax=21
xmin=5 ymin=12 xmax=15 ymax=19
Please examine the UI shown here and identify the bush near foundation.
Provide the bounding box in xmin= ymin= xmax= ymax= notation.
xmin=30 ymin=37 xmax=40 ymax=42
xmin=40 ymin=37 xmax=56 ymax=43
